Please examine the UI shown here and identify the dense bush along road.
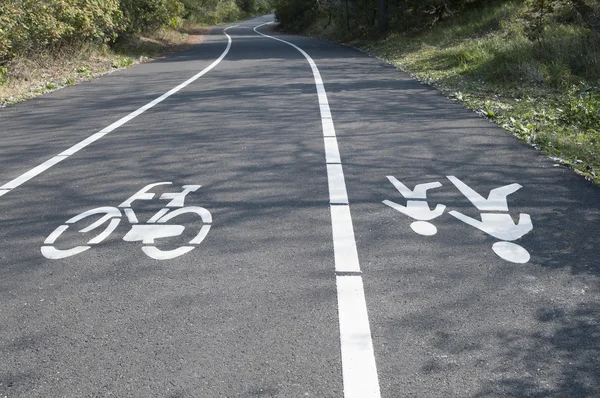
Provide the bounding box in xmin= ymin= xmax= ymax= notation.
xmin=1 ymin=15 xmax=599 ymax=398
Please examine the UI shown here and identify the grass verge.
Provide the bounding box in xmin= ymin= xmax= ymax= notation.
xmin=0 ymin=24 xmax=208 ymax=107
xmin=309 ymin=1 xmax=600 ymax=185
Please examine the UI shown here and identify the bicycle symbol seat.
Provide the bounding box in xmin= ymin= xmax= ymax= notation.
xmin=41 ymin=182 xmax=212 ymax=260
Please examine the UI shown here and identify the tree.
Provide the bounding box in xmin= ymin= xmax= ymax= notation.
xmin=377 ymin=0 xmax=387 ymax=32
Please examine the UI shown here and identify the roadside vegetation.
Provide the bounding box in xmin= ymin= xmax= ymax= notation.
xmin=0 ymin=0 xmax=273 ymax=106
xmin=274 ymin=0 xmax=600 ymax=184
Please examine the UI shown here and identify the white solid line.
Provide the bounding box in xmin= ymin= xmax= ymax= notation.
xmin=1 ymin=156 xmax=67 ymax=190
xmin=58 ymin=133 xmax=108 ymax=156
xmin=254 ymin=22 xmax=381 ymax=398
xmin=327 ymin=164 xmax=349 ymax=205
xmin=337 ymin=275 xmax=382 ymax=398
xmin=330 ymin=205 xmax=361 ymax=273
xmin=324 ymin=137 xmax=342 ymax=164
xmin=0 ymin=28 xmax=236 ymax=196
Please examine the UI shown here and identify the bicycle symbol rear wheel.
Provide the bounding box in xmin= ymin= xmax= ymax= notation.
xmin=41 ymin=207 xmax=121 ymax=259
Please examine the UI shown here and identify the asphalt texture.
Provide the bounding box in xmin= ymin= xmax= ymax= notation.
xmin=1 ymin=14 xmax=600 ymax=398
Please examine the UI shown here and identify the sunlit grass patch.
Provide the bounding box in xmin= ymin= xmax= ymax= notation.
xmin=353 ymin=1 xmax=600 ymax=184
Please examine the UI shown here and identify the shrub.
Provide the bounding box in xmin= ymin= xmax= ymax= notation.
xmin=180 ymin=0 xmax=244 ymax=25
xmin=274 ymin=0 xmax=318 ymax=31
xmin=0 ymin=0 xmax=122 ymax=62
xmin=0 ymin=66 xmax=7 ymax=85
xmin=119 ymin=0 xmax=185 ymax=35
xmin=236 ymin=0 xmax=272 ymax=14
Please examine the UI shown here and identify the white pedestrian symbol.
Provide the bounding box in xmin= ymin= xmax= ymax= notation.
xmin=382 ymin=176 xmax=445 ymax=236
xmin=42 ymin=182 xmax=212 ymax=260
xmin=447 ymin=176 xmax=532 ymax=264
xmin=383 ymin=175 xmax=533 ymax=264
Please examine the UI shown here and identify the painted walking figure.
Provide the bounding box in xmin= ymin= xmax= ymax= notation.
xmin=383 ymin=175 xmax=533 ymax=264
xmin=447 ymin=176 xmax=533 ymax=264
xmin=382 ymin=176 xmax=446 ymax=236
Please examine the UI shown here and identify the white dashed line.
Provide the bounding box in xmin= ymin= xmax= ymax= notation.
xmin=324 ymin=136 xmax=342 ymax=164
xmin=322 ymin=117 xmax=336 ymax=137
xmin=253 ymin=22 xmax=381 ymax=398
xmin=337 ymin=275 xmax=382 ymax=396
xmin=327 ymin=164 xmax=349 ymax=205
xmin=330 ymin=205 xmax=361 ymax=274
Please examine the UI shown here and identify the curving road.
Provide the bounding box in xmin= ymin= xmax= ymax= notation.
xmin=1 ymin=15 xmax=599 ymax=398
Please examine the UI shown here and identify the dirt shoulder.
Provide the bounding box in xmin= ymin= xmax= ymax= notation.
xmin=0 ymin=26 xmax=209 ymax=108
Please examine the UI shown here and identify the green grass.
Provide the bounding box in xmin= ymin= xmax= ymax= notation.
xmin=316 ymin=1 xmax=600 ymax=184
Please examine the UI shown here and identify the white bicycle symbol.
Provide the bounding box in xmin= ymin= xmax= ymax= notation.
xmin=41 ymin=182 xmax=212 ymax=260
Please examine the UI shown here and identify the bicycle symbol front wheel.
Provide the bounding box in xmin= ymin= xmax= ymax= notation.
xmin=136 ymin=206 xmax=212 ymax=260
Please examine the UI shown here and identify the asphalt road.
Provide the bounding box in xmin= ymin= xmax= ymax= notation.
xmin=1 ymin=15 xmax=600 ymax=398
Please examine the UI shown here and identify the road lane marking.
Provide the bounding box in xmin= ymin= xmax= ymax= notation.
xmin=383 ymin=178 xmax=446 ymax=236
xmin=327 ymin=164 xmax=349 ymax=205
xmin=337 ymin=275 xmax=382 ymax=397
xmin=58 ymin=133 xmax=108 ymax=156
xmin=2 ymin=156 xmax=67 ymax=190
xmin=330 ymin=205 xmax=361 ymax=273
xmin=253 ymin=22 xmax=381 ymax=398
xmin=0 ymin=27 xmax=238 ymax=197
xmin=324 ymin=136 xmax=342 ymax=164
xmin=322 ymin=117 xmax=336 ymax=137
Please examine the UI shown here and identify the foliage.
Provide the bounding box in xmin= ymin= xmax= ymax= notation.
xmin=275 ymin=0 xmax=484 ymax=33
xmin=119 ymin=0 xmax=185 ymax=35
xmin=111 ymin=57 xmax=135 ymax=68
xmin=561 ymin=87 xmax=600 ymax=131
xmin=0 ymin=66 xmax=7 ymax=85
xmin=1 ymin=0 xmax=273 ymax=107
xmin=494 ymin=87 xmax=600 ymax=182
xmin=273 ymin=0 xmax=319 ymax=31
xmin=179 ymin=0 xmax=272 ymax=24
xmin=523 ymin=0 xmax=556 ymax=42
xmin=0 ymin=0 xmax=275 ymax=65
xmin=236 ymin=0 xmax=272 ymax=13
xmin=0 ymin=0 xmax=123 ymax=62
xmin=274 ymin=0 xmax=600 ymax=41
xmin=352 ymin=1 xmax=600 ymax=183
xmin=0 ymin=0 xmax=275 ymax=69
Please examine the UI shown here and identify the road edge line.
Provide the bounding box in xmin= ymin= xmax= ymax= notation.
xmin=0 ymin=25 xmax=238 ymax=196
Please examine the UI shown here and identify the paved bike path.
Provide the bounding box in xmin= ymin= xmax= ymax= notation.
xmin=0 ymin=28 xmax=229 ymax=180
xmin=284 ymin=28 xmax=600 ymax=397
xmin=0 ymin=18 xmax=344 ymax=397
xmin=0 ymin=14 xmax=599 ymax=398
